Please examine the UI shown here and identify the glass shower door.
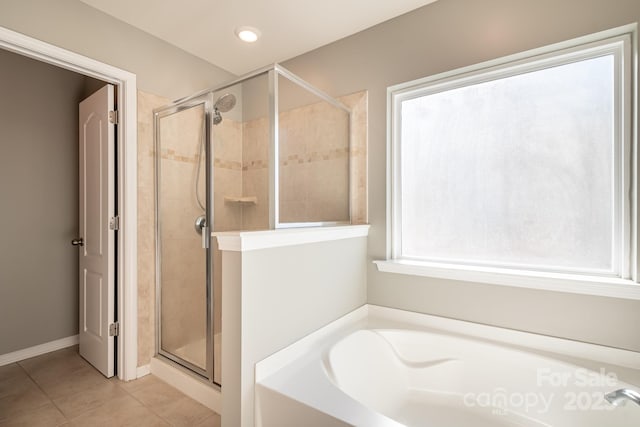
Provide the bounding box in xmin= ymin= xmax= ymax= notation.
xmin=155 ymin=98 xmax=212 ymax=378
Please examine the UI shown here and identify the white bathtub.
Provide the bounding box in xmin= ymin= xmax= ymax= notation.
xmin=256 ymin=305 xmax=640 ymax=427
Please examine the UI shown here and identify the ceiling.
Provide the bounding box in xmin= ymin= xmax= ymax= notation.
xmin=80 ymin=0 xmax=438 ymax=75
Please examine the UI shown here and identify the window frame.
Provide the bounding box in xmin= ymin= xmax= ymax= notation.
xmin=379 ymin=25 xmax=640 ymax=300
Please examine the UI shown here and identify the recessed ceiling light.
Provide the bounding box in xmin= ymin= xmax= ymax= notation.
xmin=235 ymin=26 xmax=260 ymax=43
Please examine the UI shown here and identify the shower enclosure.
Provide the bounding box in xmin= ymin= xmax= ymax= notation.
xmin=154 ymin=64 xmax=352 ymax=384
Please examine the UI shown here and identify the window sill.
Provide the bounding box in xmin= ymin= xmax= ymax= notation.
xmin=373 ymin=259 xmax=640 ymax=300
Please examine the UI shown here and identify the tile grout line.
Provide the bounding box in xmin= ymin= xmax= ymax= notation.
xmin=19 ymin=349 xmax=123 ymax=426
xmin=56 ymin=364 xmax=147 ymax=424
xmin=123 ymin=378 xmax=213 ymax=427
xmin=14 ymin=361 xmax=72 ymax=426
xmin=61 ymin=380 xmax=124 ymax=424
xmin=123 ymin=381 xmax=178 ymax=427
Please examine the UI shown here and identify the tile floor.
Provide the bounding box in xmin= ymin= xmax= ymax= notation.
xmin=0 ymin=346 xmax=221 ymax=426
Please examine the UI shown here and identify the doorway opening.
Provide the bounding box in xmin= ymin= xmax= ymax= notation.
xmin=0 ymin=26 xmax=138 ymax=380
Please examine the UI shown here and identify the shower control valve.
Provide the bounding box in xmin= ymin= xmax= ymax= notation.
xmin=195 ymin=215 xmax=207 ymax=235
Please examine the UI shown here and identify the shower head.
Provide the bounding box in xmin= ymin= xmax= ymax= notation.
xmin=212 ymin=93 xmax=236 ymax=126
xmin=214 ymin=93 xmax=236 ymax=113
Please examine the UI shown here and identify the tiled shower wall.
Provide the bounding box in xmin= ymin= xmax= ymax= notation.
xmin=241 ymin=90 xmax=368 ymax=228
xmin=135 ymin=89 xmax=368 ymax=369
xmin=137 ymin=90 xmax=166 ymax=368
xmin=211 ymin=118 xmax=244 ymax=382
xmin=212 ymin=119 xmax=243 ymax=231
xmin=240 ymin=117 xmax=270 ymax=230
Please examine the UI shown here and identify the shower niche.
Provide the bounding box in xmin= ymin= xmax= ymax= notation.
xmin=154 ymin=64 xmax=364 ymax=385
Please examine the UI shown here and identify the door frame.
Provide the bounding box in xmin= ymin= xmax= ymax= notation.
xmin=0 ymin=26 xmax=138 ymax=380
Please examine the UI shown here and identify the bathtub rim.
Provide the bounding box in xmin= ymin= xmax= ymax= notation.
xmin=256 ymin=304 xmax=640 ymax=427
xmin=256 ymin=304 xmax=640 ymax=385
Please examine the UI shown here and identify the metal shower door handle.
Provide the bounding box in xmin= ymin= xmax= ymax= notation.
xmin=71 ymin=238 xmax=84 ymax=246
xmin=202 ymin=226 xmax=209 ymax=249
xmin=194 ymin=215 xmax=206 ymax=234
xmin=194 ymin=215 xmax=209 ymax=249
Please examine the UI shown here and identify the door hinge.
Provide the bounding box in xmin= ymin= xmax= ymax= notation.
xmin=108 ymin=110 xmax=118 ymax=125
xmin=109 ymin=215 xmax=120 ymax=231
xmin=109 ymin=322 xmax=119 ymax=337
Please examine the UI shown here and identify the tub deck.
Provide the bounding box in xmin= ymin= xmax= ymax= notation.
xmin=256 ymin=305 xmax=640 ymax=427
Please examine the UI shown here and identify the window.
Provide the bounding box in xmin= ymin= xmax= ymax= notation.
xmin=384 ymin=29 xmax=637 ymax=295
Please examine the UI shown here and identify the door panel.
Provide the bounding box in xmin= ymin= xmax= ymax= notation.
xmin=78 ymin=84 xmax=115 ymax=378
xmin=156 ymin=102 xmax=209 ymax=376
xmin=83 ymin=271 xmax=102 ymax=339
xmin=84 ymin=117 xmax=103 ymax=257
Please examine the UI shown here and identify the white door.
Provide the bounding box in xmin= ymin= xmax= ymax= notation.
xmin=77 ymin=84 xmax=115 ymax=378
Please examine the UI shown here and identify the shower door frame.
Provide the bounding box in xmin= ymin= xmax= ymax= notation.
xmin=154 ymin=95 xmax=215 ymax=383
xmin=268 ymin=66 xmax=353 ymax=229
xmin=165 ymin=64 xmax=353 ymax=229
xmin=153 ymin=63 xmax=354 ymax=385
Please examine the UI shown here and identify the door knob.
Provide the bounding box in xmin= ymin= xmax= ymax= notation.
xmin=71 ymin=238 xmax=84 ymax=246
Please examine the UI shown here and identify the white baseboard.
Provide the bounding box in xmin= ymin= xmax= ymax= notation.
xmin=150 ymin=356 xmax=221 ymax=413
xmin=136 ymin=364 xmax=151 ymax=378
xmin=0 ymin=335 xmax=79 ymax=366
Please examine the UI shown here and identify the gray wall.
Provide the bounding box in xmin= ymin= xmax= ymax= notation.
xmin=283 ymin=0 xmax=640 ymax=352
xmin=221 ymin=237 xmax=368 ymax=427
xmin=0 ymin=0 xmax=235 ymax=100
xmin=0 ymin=49 xmax=103 ymax=354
